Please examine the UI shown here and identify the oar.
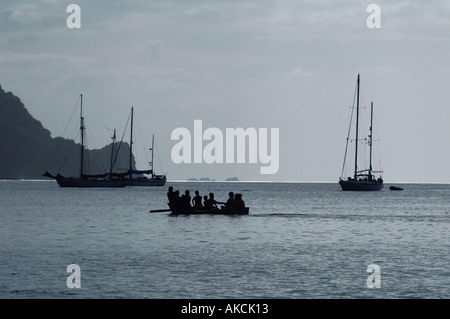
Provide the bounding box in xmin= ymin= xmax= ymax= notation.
xmin=149 ymin=209 xmax=172 ymax=213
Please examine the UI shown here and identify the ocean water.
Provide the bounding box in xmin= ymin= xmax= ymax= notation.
xmin=0 ymin=180 xmax=449 ymax=299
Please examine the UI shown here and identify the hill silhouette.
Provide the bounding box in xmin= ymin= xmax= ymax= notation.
xmin=0 ymin=84 xmax=135 ymax=179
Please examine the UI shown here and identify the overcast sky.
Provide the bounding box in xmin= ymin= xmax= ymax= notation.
xmin=1 ymin=0 xmax=449 ymax=182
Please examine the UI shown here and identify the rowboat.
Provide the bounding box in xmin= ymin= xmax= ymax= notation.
xmin=150 ymin=204 xmax=249 ymax=215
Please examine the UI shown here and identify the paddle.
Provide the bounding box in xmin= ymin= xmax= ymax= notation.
xmin=149 ymin=209 xmax=172 ymax=213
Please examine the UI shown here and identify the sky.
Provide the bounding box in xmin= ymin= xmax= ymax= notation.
xmin=1 ymin=0 xmax=449 ymax=182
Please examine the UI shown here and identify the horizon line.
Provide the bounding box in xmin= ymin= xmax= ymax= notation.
xmin=166 ymin=180 xmax=450 ymax=184
xmin=1 ymin=179 xmax=449 ymax=185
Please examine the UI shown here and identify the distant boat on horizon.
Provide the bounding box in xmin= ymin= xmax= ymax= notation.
xmin=339 ymin=74 xmax=384 ymax=191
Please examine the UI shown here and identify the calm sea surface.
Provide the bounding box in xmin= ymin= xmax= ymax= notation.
xmin=1 ymin=180 xmax=449 ymax=299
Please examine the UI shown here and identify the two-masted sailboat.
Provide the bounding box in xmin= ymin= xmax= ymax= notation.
xmin=44 ymin=96 xmax=166 ymax=187
xmin=44 ymin=94 xmax=127 ymax=187
xmin=339 ymin=74 xmax=383 ymax=191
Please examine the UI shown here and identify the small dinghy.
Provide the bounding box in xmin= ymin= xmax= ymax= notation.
xmin=389 ymin=186 xmax=403 ymax=191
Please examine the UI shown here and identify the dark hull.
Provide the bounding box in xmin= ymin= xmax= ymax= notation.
xmin=126 ymin=177 xmax=166 ymax=187
xmin=57 ymin=177 xmax=126 ymax=188
xmin=169 ymin=204 xmax=249 ymax=215
xmin=339 ymin=179 xmax=383 ymax=191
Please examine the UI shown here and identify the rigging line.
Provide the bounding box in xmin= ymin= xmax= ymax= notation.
xmin=369 ymin=102 xmax=382 ymax=174
xmin=154 ymin=140 xmax=165 ymax=174
xmin=131 ymin=112 xmax=143 ymax=166
xmin=341 ymin=80 xmax=357 ymax=178
xmin=57 ymin=130 xmax=80 ymax=174
xmin=85 ymin=126 xmax=108 ymax=174
xmin=376 ymin=136 xmax=383 ymax=175
xmin=46 ymin=96 xmax=81 ymax=171
xmin=55 ymin=124 xmax=81 ymax=172
xmin=112 ymin=110 xmax=131 ymax=170
xmin=56 ymin=147 xmax=73 ymax=174
xmin=372 ymin=110 xmax=382 ymax=161
xmin=83 ymin=127 xmax=95 ymax=174
xmin=83 ymin=96 xmax=117 ymax=163
xmin=81 ymin=95 xmax=114 ymax=134
xmin=84 ymin=114 xmax=105 ymax=152
xmin=134 ymin=115 xmax=151 ymax=167
xmin=54 ymin=118 xmax=82 ymax=174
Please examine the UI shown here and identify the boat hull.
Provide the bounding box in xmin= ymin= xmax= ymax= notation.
xmin=168 ymin=204 xmax=249 ymax=215
xmin=57 ymin=177 xmax=126 ymax=188
xmin=339 ymin=179 xmax=383 ymax=191
xmin=126 ymin=177 xmax=166 ymax=187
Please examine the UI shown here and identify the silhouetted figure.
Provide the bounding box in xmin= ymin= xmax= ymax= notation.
xmin=235 ymin=193 xmax=245 ymax=211
xmin=192 ymin=190 xmax=203 ymax=208
xmin=167 ymin=186 xmax=176 ymax=204
xmin=203 ymin=195 xmax=209 ymax=207
xmin=181 ymin=190 xmax=192 ymax=209
xmin=204 ymin=192 xmax=223 ymax=210
xmin=224 ymin=192 xmax=236 ymax=210
xmin=172 ymin=190 xmax=181 ymax=209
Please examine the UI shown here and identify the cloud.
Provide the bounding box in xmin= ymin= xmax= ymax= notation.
xmin=0 ymin=52 xmax=95 ymax=91
xmin=283 ymin=66 xmax=313 ymax=79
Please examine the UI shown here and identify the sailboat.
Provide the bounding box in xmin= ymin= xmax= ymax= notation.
xmin=124 ymin=107 xmax=166 ymax=186
xmin=339 ymin=74 xmax=384 ymax=191
xmin=44 ymin=94 xmax=127 ymax=187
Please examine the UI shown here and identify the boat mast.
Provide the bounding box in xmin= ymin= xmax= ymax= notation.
xmin=109 ymin=128 xmax=116 ymax=177
xmin=151 ymin=134 xmax=154 ymax=176
xmin=354 ymin=74 xmax=360 ymax=180
xmin=80 ymin=94 xmax=85 ymax=179
xmin=129 ymin=107 xmax=134 ymax=181
xmin=369 ymin=101 xmax=374 ymax=180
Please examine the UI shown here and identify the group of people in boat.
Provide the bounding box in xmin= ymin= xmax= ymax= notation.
xmin=167 ymin=186 xmax=245 ymax=212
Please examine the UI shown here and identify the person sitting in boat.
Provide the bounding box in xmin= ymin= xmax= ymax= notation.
xmin=203 ymin=195 xmax=209 ymax=207
xmin=180 ymin=190 xmax=192 ymax=209
xmin=224 ymin=192 xmax=236 ymax=210
xmin=192 ymin=190 xmax=203 ymax=208
xmin=204 ymin=193 xmax=224 ymax=210
xmin=168 ymin=187 xmax=183 ymax=209
xmin=170 ymin=190 xmax=182 ymax=209
xmin=235 ymin=193 xmax=245 ymax=211
xmin=167 ymin=186 xmax=175 ymax=203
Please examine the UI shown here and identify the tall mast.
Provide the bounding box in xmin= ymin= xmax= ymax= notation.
xmin=109 ymin=128 xmax=116 ymax=177
xmin=151 ymin=134 xmax=154 ymax=176
xmin=354 ymin=74 xmax=360 ymax=179
xmin=129 ymin=107 xmax=134 ymax=181
xmin=80 ymin=94 xmax=85 ymax=179
xmin=369 ymin=101 xmax=374 ymax=180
